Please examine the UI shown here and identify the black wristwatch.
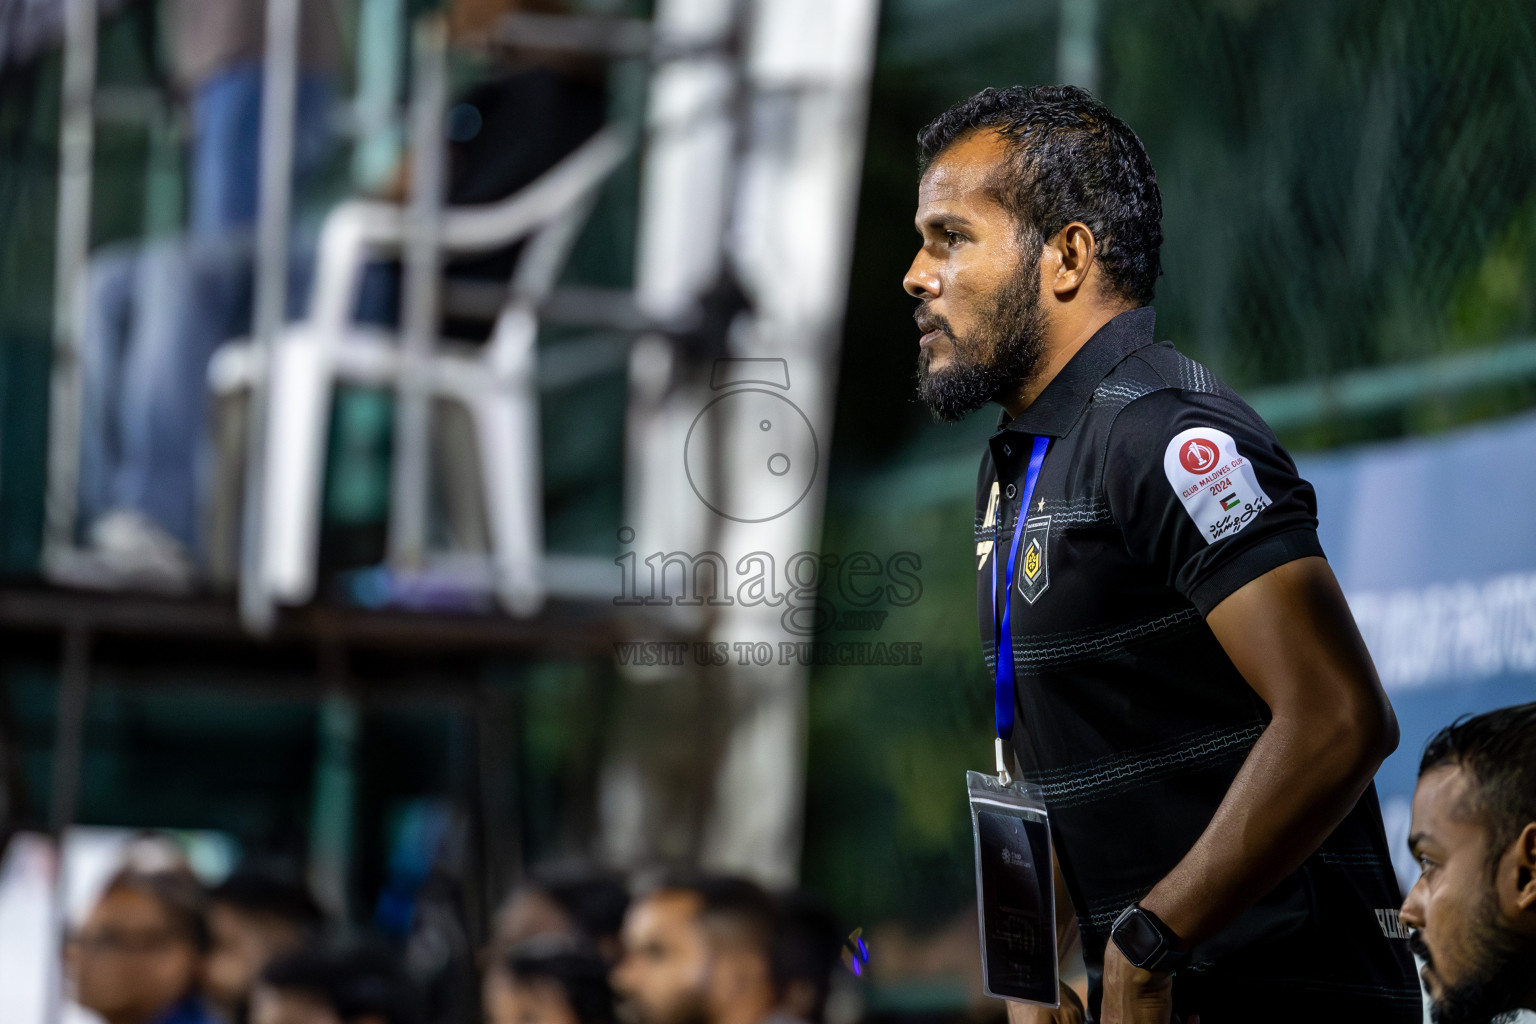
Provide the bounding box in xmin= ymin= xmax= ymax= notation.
xmin=1110 ymin=903 xmax=1191 ymax=973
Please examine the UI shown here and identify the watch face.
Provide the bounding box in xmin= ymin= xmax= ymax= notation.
xmin=1115 ymin=909 xmax=1164 ymax=965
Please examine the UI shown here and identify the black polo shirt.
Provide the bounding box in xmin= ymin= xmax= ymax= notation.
xmin=974 ymin=308 xmax=1420 ymax=1022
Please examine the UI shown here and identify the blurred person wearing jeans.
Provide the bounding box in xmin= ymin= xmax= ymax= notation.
xmin=167 ymin=0 xmax=340 ymax=239
xmin=203 ymin=869 xmax=324 ymax=1024
xmin=65 ymin=0 xmax=338 ymax=592
xmin=611 ymin=876 xmax=779 ymax=1024
xmin=1400 ymin=702 xmax=1536 ymax=1024
xmin=487 ymin=947 xmax=617 ymax=1024
xmin=249 ymin=941 xmax=422 ymax=1024
xmin=65 ymin=867 xmax=221 ymax=1024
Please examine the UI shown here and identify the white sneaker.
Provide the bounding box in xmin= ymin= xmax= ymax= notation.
xmin=49 ymin=509 xmax=198 ymax=595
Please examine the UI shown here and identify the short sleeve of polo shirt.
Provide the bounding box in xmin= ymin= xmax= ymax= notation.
xmin=1103 ymin=388 xmax=1324 ymax=614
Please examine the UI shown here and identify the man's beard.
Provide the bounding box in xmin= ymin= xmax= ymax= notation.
xmin=1409 ymin=893 xmax=1536 ymax=1024
xmin=914 ymin=251 xmax=1047 ymax=423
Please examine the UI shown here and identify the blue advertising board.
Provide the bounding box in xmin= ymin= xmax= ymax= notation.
xmin=1298 ymin=410 xmax=1536 ymax=892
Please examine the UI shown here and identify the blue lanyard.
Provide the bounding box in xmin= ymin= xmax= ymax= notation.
xmin=992 ymin=434 xmax=1050 ymax=742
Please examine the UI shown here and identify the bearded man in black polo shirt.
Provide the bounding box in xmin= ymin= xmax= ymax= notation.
xmin=904 ymin=85 xmax=1421 ymax=1023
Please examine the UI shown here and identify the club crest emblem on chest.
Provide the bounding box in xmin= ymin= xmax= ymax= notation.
xmin=1016 ymin=514 xmax=1051 ymax=604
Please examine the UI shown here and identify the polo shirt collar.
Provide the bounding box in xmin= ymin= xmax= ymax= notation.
xmin=996 ymin=305 xmax=1158 ymax=437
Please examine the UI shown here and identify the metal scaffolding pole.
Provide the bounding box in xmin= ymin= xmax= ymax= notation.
xmin=1056 ymin=0 xmax=1101 ymax=94
xmin=43 ymin=0 xmax=98 ymax=567
xmin=240 ymin=0 xmax=303 ymax=633
xmin=308 ymin=643 xmax=359 ymax=920
xmin=44 ymin=625 xmax=91 ymax=1024
xmin=388 ymin=15 xmax=449 ymax=572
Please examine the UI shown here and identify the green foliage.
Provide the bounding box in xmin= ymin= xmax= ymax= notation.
xmin=803 ymin=482 xmax=992 ymax=929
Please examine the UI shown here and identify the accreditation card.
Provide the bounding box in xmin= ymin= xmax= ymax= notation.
xmin=967 ymin=769 xmax=1058 ymax=1006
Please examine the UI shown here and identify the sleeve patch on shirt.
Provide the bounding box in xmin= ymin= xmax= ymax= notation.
xmin=1162 ymin=427 xmax=1272 ymax=545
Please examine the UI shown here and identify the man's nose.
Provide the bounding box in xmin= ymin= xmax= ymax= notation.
xmin=1400 ymin=875 xmax=1426 ymax=928
xmin=903 ymin=252 xmax=940 ymax=299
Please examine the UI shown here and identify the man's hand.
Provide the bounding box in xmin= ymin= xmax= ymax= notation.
xmin=1005 ymin=983 xmax=1085 ymax=1024
xmin=1099 ymin=942 xmax=1173 ymax=1024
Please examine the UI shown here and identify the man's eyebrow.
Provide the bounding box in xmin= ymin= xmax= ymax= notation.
xmin=914 ymin=211 xmax=974 ymax=233
xmin=1407 ymin=831 xmax=1429 ymax=855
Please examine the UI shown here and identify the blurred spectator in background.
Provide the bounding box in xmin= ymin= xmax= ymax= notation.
xmin=65 ymin=0 xmax=340 ymax=592
xmin=1401 ymin=702 xmax=1536 ymax=1024
xmin=485 ymin=868 xmax=627 ymax=1024
xmin=491 ymin=867 xmax=630 ymax=963
xmin=251 ymin=941 xmax=422 ymax=1024
xmin=65 ymin=866 xmax=220 ymax=1024
xmin=766 ymin=894 xmax=843 ymax=1024
xmin=612 ymin=876 xmax=778 ymax=1024
xmin=488 ymin=948 xmax=617 ymax=1024
xmin=203 ymin=868 xmax=325 ymax=1024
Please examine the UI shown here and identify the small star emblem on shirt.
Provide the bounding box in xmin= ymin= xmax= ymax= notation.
xmin=1036 ymin=497 xmax=1046 ymax=512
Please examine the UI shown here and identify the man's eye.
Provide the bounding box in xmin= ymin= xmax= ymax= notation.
xmin=944 ymin=230 xmax=963 ymax=246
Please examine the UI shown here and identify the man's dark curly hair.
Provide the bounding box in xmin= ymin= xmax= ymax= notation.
xmin=917 ymin=85 xmax=1163 ymax=305
xmin=1420 ymin=701 xmax=1536 ymax=869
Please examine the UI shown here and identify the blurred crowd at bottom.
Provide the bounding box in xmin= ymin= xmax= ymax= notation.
xmin=66 ymin=844 xmax=856 ymax=1024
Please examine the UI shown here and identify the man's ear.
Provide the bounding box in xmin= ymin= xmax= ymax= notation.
xmin=1503 ymin=822 xmax=1536 ymax=918
xmin=707 ymin=948 xmax=770 ymax=1006
xmin=1046 ymin=221 xmax=1098 ymax=298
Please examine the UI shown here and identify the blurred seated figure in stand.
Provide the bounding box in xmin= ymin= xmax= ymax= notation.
xmin=203 ymin=868 xmax=325 ymax=1024
xmin=66 ymin=866 xmax=221 ymax=1024
xmin=249 ymin=941 xmax=423 ymax=1024
xmin=64 ymin=0 xmax=340 ymax=593
xmin=612 ymin=876 xmax=781 ymax=1024
xmin=63 ymin=0 xmax=607 ymax=592
xmin=487 ymin=948 xmax=617 ymax=1024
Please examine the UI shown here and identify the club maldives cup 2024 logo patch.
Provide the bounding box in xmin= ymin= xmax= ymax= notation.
xmin=1162 ymin=427 xmax=1272 ymax=544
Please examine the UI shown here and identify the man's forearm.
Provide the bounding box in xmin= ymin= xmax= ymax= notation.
xmin=1136 ymin=704 xmax=1392 ymax=948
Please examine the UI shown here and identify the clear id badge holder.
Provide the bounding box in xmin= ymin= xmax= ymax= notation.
xmin=968 ymin=749 xmax=1057 ymax=1006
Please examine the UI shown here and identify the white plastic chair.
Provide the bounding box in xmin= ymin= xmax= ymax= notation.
xmin=210 ymin=123 xmax=630 ymax=617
